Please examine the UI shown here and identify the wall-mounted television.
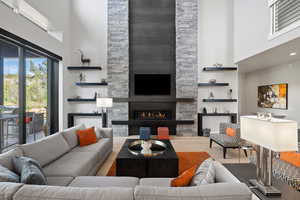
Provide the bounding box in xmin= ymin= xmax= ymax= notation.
xmin=135 ymin=74 xmax=171 ymax=95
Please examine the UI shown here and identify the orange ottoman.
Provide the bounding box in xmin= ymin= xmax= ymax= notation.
xmin=158 ymin=127 xmax=170 ymax=140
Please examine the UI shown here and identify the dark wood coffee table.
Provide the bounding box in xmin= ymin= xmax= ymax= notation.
xmin=116 ymin=139 xmax=178 ymax=178
xmin=224 ymin=164 xmax=300 ymax=200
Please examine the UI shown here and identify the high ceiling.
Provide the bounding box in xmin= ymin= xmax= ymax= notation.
xmin=237 ymin=37 xmax=300 ymax=73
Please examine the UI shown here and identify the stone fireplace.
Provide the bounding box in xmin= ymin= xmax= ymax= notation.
xmin=108 ymin=0 xmax=198 ymax=137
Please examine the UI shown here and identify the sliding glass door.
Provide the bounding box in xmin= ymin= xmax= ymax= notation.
xmin=25 ymin=50 xmax=49 ymax=142
xmin=0 ymin=33 xmax=60 ymax=152
xmin=0 ymin=40 xmax=20 ymax=149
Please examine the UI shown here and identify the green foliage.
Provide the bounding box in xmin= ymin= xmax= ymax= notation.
xmin=4 ymin=59 xmax=48 ymax=111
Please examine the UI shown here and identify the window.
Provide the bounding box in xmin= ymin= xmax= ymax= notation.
xmin=269 ymin=0 xmax=300 ymax=39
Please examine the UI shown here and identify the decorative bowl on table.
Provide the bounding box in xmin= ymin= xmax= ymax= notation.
xmin=128 ymin=140 xmax=167 ymax=157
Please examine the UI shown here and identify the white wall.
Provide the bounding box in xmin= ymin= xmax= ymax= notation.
xmin=234 ymin=0 xmax=300 ymax=63
xmin=239 ymin=60 xmax=300 ymax=124
xmin=62 ymin=0 xmax=108 ymax=129
xmin=198 ymin=0 xmax=237 ymax=133
xmin=0 ymin=2 xmax=63 ymax=56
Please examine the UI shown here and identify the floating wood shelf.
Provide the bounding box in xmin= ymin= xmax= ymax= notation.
xmin=67 ymin=98 xmax=96 ymax=102
xmin=112 ymin=120 xmax=194 ymax=126
xmin=113 ymin=98 xmax=195 ymax=103
xmin=198 ymin=83 xmax=229 ymax=87
xmin=199 ymin=113 xmax=237 ymax=116
xmin=202 ymin=99 xmax=237 ymax=102
xmin=67 ymin=66 xmax=102 ymax=70
xmin=76 ymin=82 xmax=108 ymax=86
xmin=203 ymin=67 xmax=237 ymax=71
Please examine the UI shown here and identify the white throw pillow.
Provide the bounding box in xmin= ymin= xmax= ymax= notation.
xmin=190 ymin=158 xmax=216 ymax=186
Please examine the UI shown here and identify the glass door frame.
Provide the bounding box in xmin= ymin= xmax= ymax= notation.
xmin=0 ymin=28 xmax=61 ymax=147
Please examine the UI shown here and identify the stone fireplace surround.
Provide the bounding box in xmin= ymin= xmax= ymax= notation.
xmin=108 ymin=0 xmax=198 ymax=137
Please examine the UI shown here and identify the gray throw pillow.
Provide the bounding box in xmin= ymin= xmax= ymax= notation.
xmin=0 ymin=165 xmax=20 ymax=183
xmin=190 ymin=158 xmax=216 ymax=186
xmin=12 ymin=156 xmax=47 ymax=185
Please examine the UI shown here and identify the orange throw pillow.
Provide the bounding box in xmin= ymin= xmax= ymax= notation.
xmin=280 ymin=152 xmax=300 ymax=168
xmin=226 ymin=128 xmax=236 ymax=137
xmin=76 ymin=127 xmax=98 ymax=147
xmin=171 ymin=165 xmax=197 ymax=187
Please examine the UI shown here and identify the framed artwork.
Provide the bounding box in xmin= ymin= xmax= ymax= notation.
xmin=258 ymin=83 xmax=288 ymax=109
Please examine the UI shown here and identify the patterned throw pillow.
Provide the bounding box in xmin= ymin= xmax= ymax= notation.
xmin=190 ymin=158 xmax=216 ymax=186
xmin=12 ymin=156 xmax=47 ymax=185
xmin=0 ymin=165 xmax=19 ymax=183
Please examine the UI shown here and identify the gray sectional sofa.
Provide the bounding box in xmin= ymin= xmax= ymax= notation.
xmin=0 ymin=125 xmax=252 ymax=200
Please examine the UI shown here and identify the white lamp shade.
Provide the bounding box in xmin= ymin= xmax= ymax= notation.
xmin=241 ymin=116 xmax=298 ymax=152
xmin=96 ymin=98 xmax=113 ymax=108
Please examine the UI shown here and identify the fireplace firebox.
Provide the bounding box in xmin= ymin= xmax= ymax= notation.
xmin=134 ymin=111 xmax=172 ymax=121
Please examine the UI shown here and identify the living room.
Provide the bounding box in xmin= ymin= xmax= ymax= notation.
xmin=0 ymin=0 xmax=299 ymax=199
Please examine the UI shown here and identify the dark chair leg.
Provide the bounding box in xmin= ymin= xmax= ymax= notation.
xmin=244 ymin=149 xmax=248 ymax=157
xmin=223 ymin=147 xmax=227 ymax=159
xmin=209 ymin=139 xmax=213 ymax=148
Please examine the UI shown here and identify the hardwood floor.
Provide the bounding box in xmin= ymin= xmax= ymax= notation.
xmin=97 ymin=136 xmax=251 ymax=176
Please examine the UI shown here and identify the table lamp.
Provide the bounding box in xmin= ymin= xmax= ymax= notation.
xmin=241 ymin=116 xmax=298 ymax=196
xmin=96 ymin=97 xmax=113 ymax=128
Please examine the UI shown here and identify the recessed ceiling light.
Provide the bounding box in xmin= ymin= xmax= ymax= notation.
xmin=290 ymin=52 xmax=297 ymax=56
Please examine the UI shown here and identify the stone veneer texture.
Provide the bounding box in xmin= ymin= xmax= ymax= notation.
xmin=107 ymin=0 xmax=129 ymax=136
xmin=176 ymin=0 xmax=198 ymax=136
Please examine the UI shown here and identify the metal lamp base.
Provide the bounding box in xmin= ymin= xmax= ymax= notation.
xmin=249 ymin=179 xmax=281 ymax=197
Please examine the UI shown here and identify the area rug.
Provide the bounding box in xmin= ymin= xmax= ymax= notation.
xmin=106 ymin=152 xmax=210 ymax=176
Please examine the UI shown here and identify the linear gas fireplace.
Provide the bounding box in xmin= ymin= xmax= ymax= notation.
xmin=129 ymin=102 xmax=176 ymax=136
xmin=134 ymin=111 xmax=172 ymax=121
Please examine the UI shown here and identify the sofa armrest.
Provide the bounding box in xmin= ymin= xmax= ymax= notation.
xmin=96 ymin=128 xmax=113 ymax=139
xmin=213 ymin=161 xmax=240 ymax=183
xmin=134 ymin=183 xmax=252 ymax=200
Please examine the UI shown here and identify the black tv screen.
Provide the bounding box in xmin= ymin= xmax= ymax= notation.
xmin=135 ymin=74 xmax=171 ymax=95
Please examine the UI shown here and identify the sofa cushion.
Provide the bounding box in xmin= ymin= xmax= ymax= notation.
xmin=134 ymin=183 xmax=252 ymax=200
xmin=14 ymin=185 xmax=134 ymax=200
xmin=12 ymin=156 xmax=47 ymax=185
xmin=46 ymin=177 xmax=74 ymax=186
xmin=76 ymin=127 xmax=98 ymax=147
xmin=71 ymin=138 xmax=112 ymax=153
xmin=0 ymin=148 xmax=23 ymax=171
xmin=210 ymin=133 xmax=240 ymax=147
xmin=95 ymin=128 xmax=113 ymax=138
xmin=19 ymin=133 xmax=70 ymax=167
xmin=69 ymin=176 xmax=139 ymax=188
xmin=0 ymin=182 xmax=23 ymax=200
xmin=190 ymin=158 xmax=215 ymax=186
xmin=0 ymin=165 xmax=19 ymax=183
xmin=139 ymin=178 xmax=173 ymax=187
xmin=62 ymin=124 xmax=86 ymax=149
xmin=43 ymin=152 xmax=98 ymax=177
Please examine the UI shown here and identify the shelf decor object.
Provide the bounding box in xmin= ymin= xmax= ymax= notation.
xmin=67 ymin=66 xmax=102 ymax=70
xmin=76 ymin=82 xmax=108 ymax=86
xmin=240 ymin=116 xmax=298 ymax=197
